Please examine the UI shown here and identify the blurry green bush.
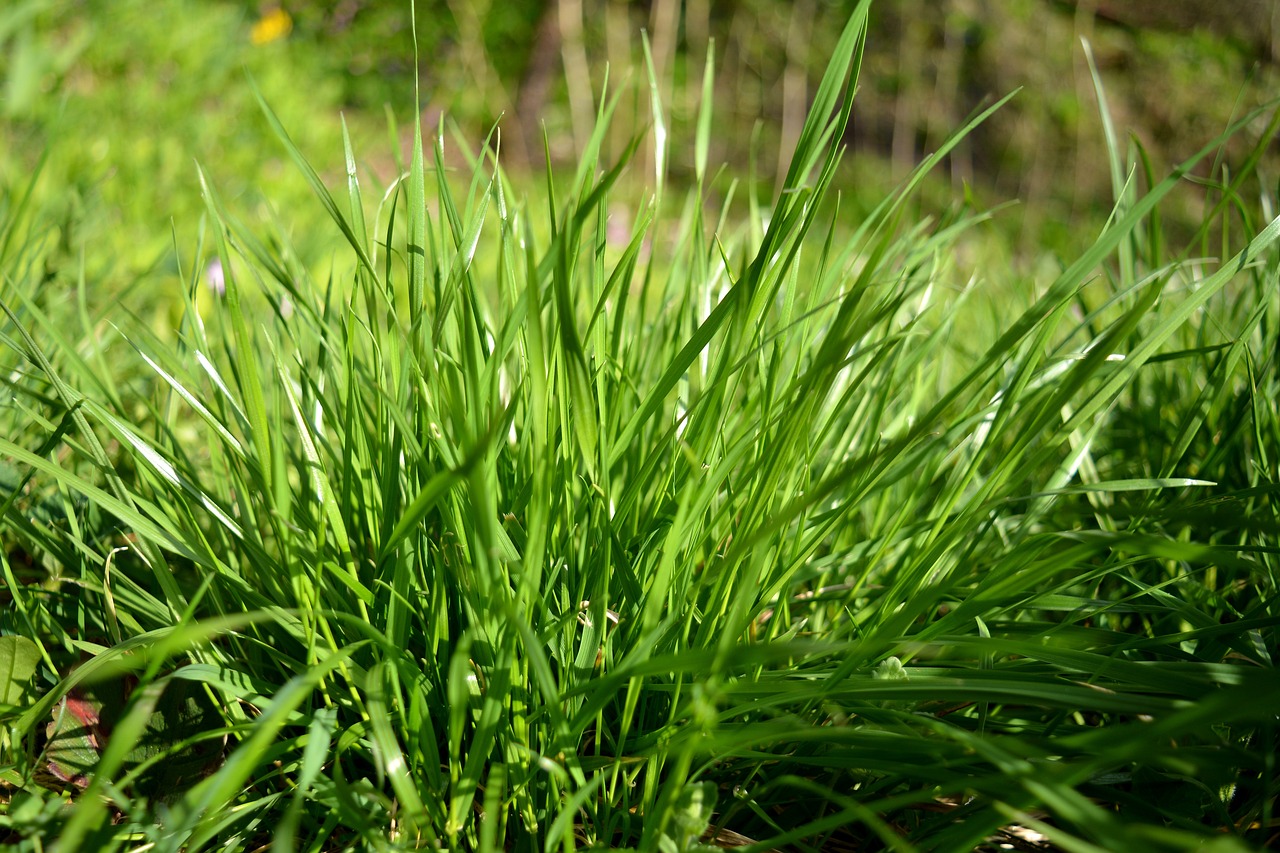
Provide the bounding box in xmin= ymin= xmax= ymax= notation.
xmin=2 ymin=0 xmax=1276 ymax=305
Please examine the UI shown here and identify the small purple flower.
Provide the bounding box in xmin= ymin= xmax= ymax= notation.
xmin=205 ymin=258 xmax=225 ymax=297
xmin=606 ymin=206 xmax=630 ymax=248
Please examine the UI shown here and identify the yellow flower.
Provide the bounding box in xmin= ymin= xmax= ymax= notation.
xmin=250 ymin=6 xmax=292 ymax=45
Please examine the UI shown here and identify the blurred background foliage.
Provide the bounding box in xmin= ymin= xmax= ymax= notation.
xmin=2 ymin=0 xmax=1278 ymax=308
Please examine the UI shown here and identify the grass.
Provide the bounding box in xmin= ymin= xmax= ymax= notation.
xmin=0 ymin=0 xmax=390 ymax=321
xmin=2 ymin=2 xmax=1279 ymax=850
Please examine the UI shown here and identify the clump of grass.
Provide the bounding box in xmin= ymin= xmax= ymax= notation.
xmin=3 ymin=3 xmax=1279 ymax=850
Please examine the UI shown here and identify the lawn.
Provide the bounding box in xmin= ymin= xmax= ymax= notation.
xmin=2 ymin=1 xmax=1278 ymax=851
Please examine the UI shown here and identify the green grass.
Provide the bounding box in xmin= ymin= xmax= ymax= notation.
xmin=0 ymin=0 xmax=393 ymax=322
xmin=3 ymin=3 xmax=1280 ymax=850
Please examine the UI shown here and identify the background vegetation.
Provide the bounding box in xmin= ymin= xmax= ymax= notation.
xmin=4 ymin=0 xmax=1278 ymax=295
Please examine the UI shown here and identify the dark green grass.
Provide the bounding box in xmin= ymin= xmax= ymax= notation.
xmin=2 ymin=4 xmax=1279 ymax=851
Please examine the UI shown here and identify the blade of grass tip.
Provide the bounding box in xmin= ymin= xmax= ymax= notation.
xmin=457 ymin=118 xmax=504 ymax=228
xmin=130 ymin=344 xmax=246 ymax=459
xmin=569 ymin=65 xmax=618 ymax=201
xmin=171 ymin=218 xmax=207 ymax=355
xmin=192 ymin=348 xmax=252 ymax=435
xmin=433 ymin=167 xmax=494 ymax=353
xmin=378 ymin=179 xmax=403 ymax=337
xmin=88 ymin=401 xmax=246 ymax=540
xmin=904 ymin=99 xmax=1279 ymax=450
xmin=641 ymin=32 xmax=668 ymax=209
xmin=377 ymin=456 xmax=471 ymax=563
xmin=432 ymin=121 xmax=464 ymax=253
xmin=776 ymin=1 xmax=869 ymax=197
xmin=589 ymin=201 xmax=655 ymax=341
xmin=1134 ymin=139 xmax=1165 ymax=268
xmin=1083 ymin=39 xmax=1136 ymax=290
xmin=695 ymin=39 xmax=715 ymax=188
xmin=607 ymin=7 xmax=868 ymax=468
xmin=552 ymin=189 xmax=635 ymax=484
xmin=247 ymin=76 xmax=377 ymax=281
xmin=1186 ymin=102 xmax=1280 ymax=256
xmin=372 ymin=171 xmax=404 ymax=287
xmin=1021 ymin=478 xmax=1217 ymax=499
xmin=571 ymin=131 xmax=645 ymax=237
xmin=342 ymin=114 xmax=370 ymax=256
xmin=197 ymin=165 xmax=274 ymax=493
xmin=408 ymin=100 xmax=431 ymax=369
xmin=881 ymin=90 xmax=1018 ymax=235
xmin=747 ymin=121 xmax=764 ymax=245
xmin=1054 ymin=214 xmax=1280 ymax=444
xmin=542 ymin=124 xmax=558 ymax=239
xmin=384 ymin=103 xmax=405 ymax=177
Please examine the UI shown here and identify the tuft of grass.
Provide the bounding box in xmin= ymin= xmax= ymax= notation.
xmin=2 ymin=3 xmax=1279 ymax=850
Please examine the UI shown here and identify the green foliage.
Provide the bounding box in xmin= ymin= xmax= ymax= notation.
xmin=0 ymin=0 xmax=378 ymax=316
xmin=0 ymin=637 xmax=40 ymax=709
xmin=2 ymin=1 xmax=1279 ymax=850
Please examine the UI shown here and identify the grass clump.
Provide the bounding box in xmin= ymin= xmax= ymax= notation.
xmin=2 ymin=3 xmax=1279 ymax=850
